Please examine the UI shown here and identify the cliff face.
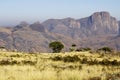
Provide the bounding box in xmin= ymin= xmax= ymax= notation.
xmin=43 ymin=12 xmax=119 ymax=38
xmin=118 ymin=21 xmax=120 ymax=35
xmin=0 ymin=11 xmax=120 ymax=52
xmin=78 ymin=12 xmax=119 ymax=36
xmin=42 ymin=18 xmax=81 ymax=39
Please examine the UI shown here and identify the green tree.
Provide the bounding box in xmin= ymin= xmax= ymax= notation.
xmin=49 ymin=41 xmax=64 ymax=53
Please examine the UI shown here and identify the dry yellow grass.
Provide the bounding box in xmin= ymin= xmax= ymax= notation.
xmin=0 ymin=51 xmax=120 ymax=80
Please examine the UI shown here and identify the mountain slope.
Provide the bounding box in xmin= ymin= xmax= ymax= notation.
xmin=78 ymin=12 xmax=119 ymax=36
xmin=0 ymin=11 xmax=120 ymax=52
xmin=43 ymin=11 xmax=119 ymax=38
xmin=0 ymin=23 xmax=78 ymax=52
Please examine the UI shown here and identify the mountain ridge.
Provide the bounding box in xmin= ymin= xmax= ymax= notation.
xmin=0 ymin=11 xmax=120 ymax=52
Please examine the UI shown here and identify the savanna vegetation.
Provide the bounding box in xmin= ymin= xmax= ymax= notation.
xmin=0 ymin=49 xmax=120 ymax=80
xmin=49 ymin=41 xmax=64 ymax=53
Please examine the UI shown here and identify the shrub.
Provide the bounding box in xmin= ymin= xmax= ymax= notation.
xmin=76 ymin=47 xmax=91 ymax=52
xmin=0 ymin=59 xmax=10 ymax=65
xmin=22 ymin=60 xmax=36 ymax=65
xmin=51 ymin=55 xmax=80 ymax=62
xmin=88 ymin=77 xmax=101 ymax=80
xmin=10 ymin=54 xmax=21 ymax=57
xmin=63 ymin=55 xmax=80 ymax=62
xmin=52 ymin=56 xmax=62 ymax=61
xmin=100 ymin=59 xmax=110 ymax=65
xmin=105 ymin=73 xmax=120 ymax=80
xmin=0 ymin=59 xmax=19 ymax=65
xmin=88 ymin=59 xmax=99 ymax=65
xmin=97 ymin=47 xmax=112 ymax=54
xmin=111 ymin=60 xmax=117 ymax=65
xmin=69 ymin=48 xmax=75 ymax=52
xmin=81 ymin=58 xmax=88 ymax=64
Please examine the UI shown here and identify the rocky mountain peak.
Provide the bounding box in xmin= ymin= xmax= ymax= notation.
xmin=91 ymin=11 xmax=110 ymax=23
xmin=100 ymin=11 xmax=110 ymax=18
xmin=13 ymin=21 xmax=30 ymax=31
xmin=79 ymin=11 xmax=119 ymax=35
xmin=29 ymin=22 xmax=46 ymax=32
xmin=19 ymin=21 xmax=29 ymax=27
xmin=62 ymin=17 xmax=80 ymax=28
xmin=92 ymin=11 xmax=110 ymax=17
xmin=33 ymin=21 xmax=41 ymax=24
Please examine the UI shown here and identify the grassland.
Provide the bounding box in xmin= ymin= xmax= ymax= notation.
xmin=0 ymin=51 xmax=120 ymax=80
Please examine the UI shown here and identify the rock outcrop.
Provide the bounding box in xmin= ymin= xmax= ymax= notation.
xmin=43 ymin=11 xmax=119 ymax=38
xmin=78 ymin=11 xmax=119 ymax=36
xmin=118 ymin=21 xmax=120 ymax=35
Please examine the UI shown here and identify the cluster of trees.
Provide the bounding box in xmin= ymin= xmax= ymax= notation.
xmin=49 ymin=41 xmax=113 ymax=53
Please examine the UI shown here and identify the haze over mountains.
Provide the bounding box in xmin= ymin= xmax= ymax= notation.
xmin=0 ymin=11 xmax=120 ymax=52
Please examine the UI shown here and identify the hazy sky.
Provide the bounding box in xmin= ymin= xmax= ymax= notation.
xmin=0 ymin=0 xmax=120 ymax=26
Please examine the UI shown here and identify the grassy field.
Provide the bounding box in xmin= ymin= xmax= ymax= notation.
xmin=0 ymin=51 xmax=120 ymax=80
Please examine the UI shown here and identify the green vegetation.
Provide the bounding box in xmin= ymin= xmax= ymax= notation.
xmin=69 ymin=44 xmax=77 ymax=52
xmin=0 ymin=46 xmax=5 ymax=49
xmin=76 ymin=47 xmax=91 ymax=52
xmin=49 ymin=41 xmax=64 ymax=53
xmin=97 ymin=47 xmax=112 ymax=53
xmin=0 ymin=50 xmax=119 ymax=80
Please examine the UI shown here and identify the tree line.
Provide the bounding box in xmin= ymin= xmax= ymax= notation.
xmin=49 ymin=41 xmax=113 ymax=53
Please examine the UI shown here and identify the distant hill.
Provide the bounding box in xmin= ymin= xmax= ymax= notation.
xmin=0 ymin=11 xmax=120 ymax=52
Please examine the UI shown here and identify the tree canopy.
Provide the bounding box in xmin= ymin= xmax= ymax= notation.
xmin=49 ymin=41 xmax=64 ymax=53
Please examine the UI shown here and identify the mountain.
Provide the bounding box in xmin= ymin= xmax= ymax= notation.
xmin=0 ymin=22 xmax=78 ymax=52
xmin=78 ymin=12 xmax=119 ymax=36
xmin=43 ymin=11 xmax=119 ymax=38
xmin=118 ymin=21 xmax=120 ymax=35
xmin=29 ymin=22 xmax=46 ymax=32
xmin=0 ymin=11 xmax=120 ymax=52
xmin=42 ymin=18 xmax=81 ymax=39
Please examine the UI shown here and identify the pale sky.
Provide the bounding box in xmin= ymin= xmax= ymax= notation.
xmin=0 ymin=0 xmax=120 ymax=26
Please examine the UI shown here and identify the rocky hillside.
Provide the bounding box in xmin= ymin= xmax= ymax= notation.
xmin=43 ymin=12 xmax=119 ymax=38
xmin=0 ymin=22 xmax=78 ymax=52
xmin=78 ymin=12 xmax=119 ymax=35
xmin=118 ymin=21 xmax=120 ymax=35
xmin=0 ymin=11 xmax=120 ymax=52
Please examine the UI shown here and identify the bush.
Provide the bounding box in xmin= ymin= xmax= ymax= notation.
xmin=99 ymin=59 xmax=120 ymax=66
xmin=106 ymin=73 xmax=120 ymax=80
xmin=76 ymin=47 xmax=91 ymax=52
xmin=81 ymin=57 xmax=88 ymax=64
xmin=22 ymin=60 xmax=37 ymax=65
xmin=51 ymin=55 xmax=120 ymax=66
xmin=88 ymin=59 xmax=99 ymax=65
xmin=63 ymin=55 xmax=80 ymax=62
xmin=0 ymin=59 xmax=10 ymax=65
xmin=0 ymin=59 xmax=19 ymax=65
xmin=69 ymin=44 xmax=77 ymax=52
xmin=51 ymin=55 xmax=80 ymax=62
xmin=100 ymin=59 xmax=110 ymax=65
xmin=52 ymin=56 xmax=62 ymax=61
xmin=97 ymin=47 xmax=112 ymax=54
xmin=88 ymin=77 xmax=101 ymax=80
